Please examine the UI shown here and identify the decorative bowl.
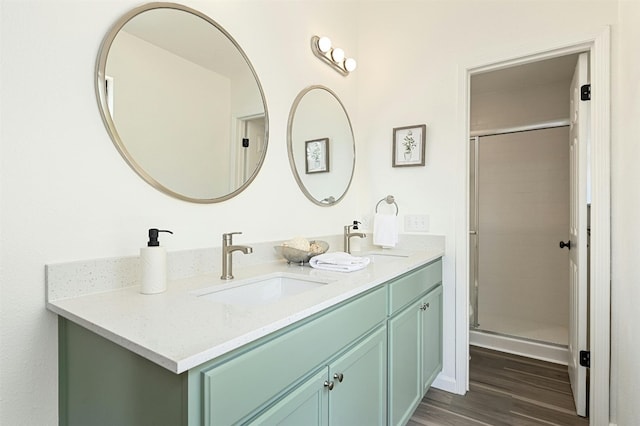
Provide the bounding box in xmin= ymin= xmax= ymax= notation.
xmin=273 ymin=240 xmax=329 ymax=264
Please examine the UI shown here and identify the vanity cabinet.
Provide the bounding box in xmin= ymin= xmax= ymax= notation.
xmin=58 ymin=258 xmax=442 ymax=426
xmin=388 ymin=262 xmax=443 ymax=426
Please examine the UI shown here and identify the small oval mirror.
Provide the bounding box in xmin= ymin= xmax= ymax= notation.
xmin=96 ymin=3 xmax=268 ymax=203
xmin=287 ymin=86 xmax=355 ymax=206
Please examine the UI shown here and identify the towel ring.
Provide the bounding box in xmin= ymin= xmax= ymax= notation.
xmin=375 ymin=195 xmax=399 ymax=216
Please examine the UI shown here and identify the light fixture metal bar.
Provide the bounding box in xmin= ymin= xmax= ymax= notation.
xmin=310 ymin=35 xmax=349 ymax=76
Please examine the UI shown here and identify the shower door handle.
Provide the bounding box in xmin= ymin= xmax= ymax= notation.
xmin=559 ymin=240 xmax=571 ymax=250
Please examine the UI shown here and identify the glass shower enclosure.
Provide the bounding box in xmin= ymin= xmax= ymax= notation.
xmin=468 ymin=124 xmax=571 ymax=348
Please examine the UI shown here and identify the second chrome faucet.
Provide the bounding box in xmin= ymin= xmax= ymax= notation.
xmin=221 ymin=232 xmax=253 ymax=280
xmin=344 ymin=221 xmax=366 ymax=254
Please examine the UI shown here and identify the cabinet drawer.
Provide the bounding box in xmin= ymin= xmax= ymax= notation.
xmin=201 ymin=286 xmax=386 ymax=425
xmin=388 ymin=259 xmax=442 ymax=315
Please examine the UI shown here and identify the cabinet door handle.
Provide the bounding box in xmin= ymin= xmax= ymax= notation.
xmin=324 ymin=380 xmax=334 ymax=390
xmin=333 ymin=372 xmax=344 ymax=382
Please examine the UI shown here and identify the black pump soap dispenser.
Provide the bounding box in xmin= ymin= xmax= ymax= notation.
xmin=140 ymin=228 xmax=173 ymax=294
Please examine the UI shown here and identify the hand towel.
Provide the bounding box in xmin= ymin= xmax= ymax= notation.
xmin=309 ymin=252 xmax=371 ymax=272
xmin=373 ymin=213 xmax=398 ymax=248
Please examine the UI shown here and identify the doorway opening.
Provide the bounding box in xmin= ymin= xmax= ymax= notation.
xmin=468 ymin=53 xmax=589 ymax=417
xmin=231 ymin=113 xmax=266 ymax=189
xmin=469 ymin=53 xmax=589 ymax=416
xmin=458 ymin=28 xmax=610 ymax=426
xmin=469 ymin=53 xmax=580 ymax=355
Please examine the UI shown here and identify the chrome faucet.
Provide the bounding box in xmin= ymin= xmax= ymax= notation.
xmin=221 ymin=232 xmax=253 ymax=280
xmin=344 ymin=221 xmax=366 ymax=254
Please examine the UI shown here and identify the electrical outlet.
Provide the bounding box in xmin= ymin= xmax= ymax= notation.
xmin=404 ymin=214 xmax=429 ymax=232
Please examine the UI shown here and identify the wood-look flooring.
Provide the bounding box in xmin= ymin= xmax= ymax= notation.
xmin=409 ymin=346 xmax=589 ymax=426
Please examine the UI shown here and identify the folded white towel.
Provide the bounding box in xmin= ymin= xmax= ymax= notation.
xmin=309 ymin=252 xmax=371 ymax=272
xmin=373 ymin=213 xmax=398 ymax=248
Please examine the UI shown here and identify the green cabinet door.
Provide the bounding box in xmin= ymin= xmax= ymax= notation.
xmin=329 ymin=326 xmax=387 ymax=426
xmin=388 ymin=300 xmax=422 ymax=426
xmin=250 ymin=325 xmax=387 ymax=426
xmin=248 ymin=368 xmax=329 ymax=426
xmin=421 ymin=285 xmax=443 ymax=393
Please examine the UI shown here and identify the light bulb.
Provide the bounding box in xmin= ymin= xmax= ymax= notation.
xmin=331 ymin=48 xmax=345 ymax=63
xmin=317 ymin=36 xmax=332 ymax=53
xmin=344 ymin=58 xmax=357 ymax=72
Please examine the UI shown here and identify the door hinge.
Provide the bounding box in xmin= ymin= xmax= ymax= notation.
xmin=581 ymin=84 xmax=591 ymax=101
xmin=579 ymin=350 xmax=591 ymax=368
xmin=242 ymin=138 xmax=250 ymax=148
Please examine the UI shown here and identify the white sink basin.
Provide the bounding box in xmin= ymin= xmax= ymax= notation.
xmin=194 ymin=273 xmax=335 ymax=306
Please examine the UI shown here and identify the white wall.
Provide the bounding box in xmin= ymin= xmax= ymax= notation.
xmin=471 ymin=81 xmax=570 ymax=131
xmin=2 ymin=0 xmax=638 ymax=424
xmin=0 ymin=1 xmax=362 ymax=423
xmin=611 ymin=1 xmax=640 ymax=424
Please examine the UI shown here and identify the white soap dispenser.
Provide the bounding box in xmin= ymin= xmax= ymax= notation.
xmin=140 ymin=228 xmax=173 ymax=295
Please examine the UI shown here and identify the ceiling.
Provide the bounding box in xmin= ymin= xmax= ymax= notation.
xmin=123 ymin=7 xmax=251 ymax=78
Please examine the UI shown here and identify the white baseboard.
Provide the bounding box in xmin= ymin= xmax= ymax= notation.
xmin=470 ymin=329 xmax=569 ymax=365
xmin=431 ymin=373 xmax=459 ymax=394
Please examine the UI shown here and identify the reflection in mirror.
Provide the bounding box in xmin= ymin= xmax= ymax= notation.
xmin=96 ymin=3 xmax=268 ymax=203
xmin=287 ymin=86 xmax=355 ymax=206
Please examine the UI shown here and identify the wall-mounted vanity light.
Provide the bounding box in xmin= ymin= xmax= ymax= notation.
xmin=311 ymin=35 xmax=357 ymax=76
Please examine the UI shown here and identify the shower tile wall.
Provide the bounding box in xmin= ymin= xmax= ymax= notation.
xmin=478 ymin=128 xmax=570 ymax=345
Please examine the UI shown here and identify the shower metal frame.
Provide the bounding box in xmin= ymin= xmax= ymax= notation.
xmin=468 ymin=118 xmax=570 ymax=332
xmin=469 ymin=136 xmax=480 ymax=328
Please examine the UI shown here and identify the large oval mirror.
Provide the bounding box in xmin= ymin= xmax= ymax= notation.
xmin=287 ymin=86 xmax=355 ymax=206
xmin=96 ymin=3 xmax=268 ymax=203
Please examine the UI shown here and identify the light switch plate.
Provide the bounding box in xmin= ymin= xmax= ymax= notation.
xmin=404 ymin=214 xmax=429 ymax=232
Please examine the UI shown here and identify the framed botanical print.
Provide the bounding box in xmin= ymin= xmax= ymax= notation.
xmin=392 ymin=124 xmax=426 ymax=167
xmin=305 ymin=138 xmax=329 ymax=173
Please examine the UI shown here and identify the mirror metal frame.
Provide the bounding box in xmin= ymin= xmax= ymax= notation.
xmin=95 ymin=2 xmax=269 ymax=203
xmin=287 ymin=85 xmax=355 ymax=206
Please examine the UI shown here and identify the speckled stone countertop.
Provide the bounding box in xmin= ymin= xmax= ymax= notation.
xmin=46 ymin=235 xmax=444 ymax=374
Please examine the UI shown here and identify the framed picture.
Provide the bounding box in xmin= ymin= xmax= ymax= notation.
xmin=305 ymin=138 xmax=329 ymax=174
xmin=392 ymin=124 xmax=426 ymax=167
